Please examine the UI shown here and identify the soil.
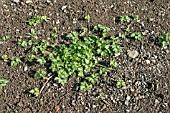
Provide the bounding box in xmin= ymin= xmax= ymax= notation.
xmin=0 ymin=0 xmax=170 ymax=113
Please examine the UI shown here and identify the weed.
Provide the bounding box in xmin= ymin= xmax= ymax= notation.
xmin=34 ymin=69 xmax=46 ymax=79
xmin=29 ymin=87 xmax=39 ymax=97
xmin=116 ymin=80 xmax=126 ymax=88
xmin=1 ymin=55 xmax=8 ymax=61
xmin=10 ymin=57 xmax=21 ymax=66
xmin=27 ymin=15 xmax=50 ymax=26
xmin=110 ymin=60 xmax=118 ymax=67
xmin=130 ymin=32 xmax=142 ymax=40
xmin=84 ymin=15 xmax=91 ymax=22
xmin=158 ymin=32 xmax=170 ymax=47
xmin=50 ymin=33 xmax=57 ymax=39
xmin=0 ymin=78 xmax=9 ymax=91
xmin=119 ymin=33 xmax=126 ymax=39
xmin=2 ymin=35 xmax=10 ymax=41
xmin=119 ymin=16 xmax=131 ymax=23
xmin=80 ymin=81 xmax=93 ymax=91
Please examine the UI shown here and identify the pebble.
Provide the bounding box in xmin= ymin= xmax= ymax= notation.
xmin=24 ymin=66 xmax=28 ymax=71
xmin=145 ymin=60 xmax=150 ymax=64
xmin=127 ymin=50 xmax=139 ymax=58
xmin=12 ymin=0 xmax=20 ymax=3
xmin=61 ymin=5 xmax=67 ymax=10
xmin=26 ymin=0 xmax=32 ymax=4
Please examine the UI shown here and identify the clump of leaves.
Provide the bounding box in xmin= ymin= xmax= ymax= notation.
xmin=10 ymin=57 xmax=21 ymax=66
xmin=116 ymin=80 xmax=126 ymax=88
xmin=2 ymin=35 xmax=10 ymax=41
xmin=158 ymin=32 xmax=170 ymax=47
xmin=7 ymin=16 xmax=123 ymax=91
xmin=130 ymin=32 xmax=142 ymax=40
xmin=34 ymin=69 xmax=46 ymax=79
xmin=0 ymin=78 xmax=9 ymax=91
xmin=1 ymin=55 xmax=8 ymax=61
xmin=119 ymin=16 xmax=131 ymax=23
xmin=84 ymin=15 xmax=91 ymax=22
xmin=27 ymin=15 xmax=50 ymax=26
xmin=29 ymin=87 xmax=39 ymax=97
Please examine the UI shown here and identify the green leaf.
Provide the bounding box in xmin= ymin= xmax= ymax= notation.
xmin=116 ymin=80 xmax=126 ymax=88
xmin=29 ymin=88 xmax=39 ymax=97
xmin=110 ymin=60 xmax=118 ymax=67
xmin=80 ymin=81 xmax=92 ymax=91
xmin=84 ymin=15 xmax=90 ymax=22
xmin=2 ymin=35 xmax=10 ymax=41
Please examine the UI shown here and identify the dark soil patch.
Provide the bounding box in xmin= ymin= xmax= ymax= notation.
xmin=0 ymin=0 xmax=170 ymax=113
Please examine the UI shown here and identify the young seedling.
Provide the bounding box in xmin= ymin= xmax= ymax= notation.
xmin=119 ymin=16 xmax=131 ymax=23
xmin=26 ymin=29 xmax=38 ymax=40
xmin=29 ymin=87 xmax=40 ymax=97
xmin=0 ymin=78 xmax=9 ymax=91
xmin=10 ymin=57 xmax=21 ymax=66
xmin=1 ymin=55 xmax=8 ymax=61
xmin=80 ymin=81 xmax=93 ymax=91
xmin=130 ymin=32 xmax=142 ymax=40
xmin=34 ymin=69 xmax=46 ymax=79
xmin=84 ymin=15 xmax=91 ymax=22
xmin=116 ymin=80 xmax=126 ymax=88
xmin=50 ymin=33 xmax=57 ymax=39
xmin=27 ymin=15 xmax=50 ymax=26
xmin=119 ymin=33 xmax=126 ymax=39
xmin=36 ymin=57 xmax=46 ymax=65
xmin=110 ymin=60 xmax=118 ymax=67
xmin=158 ymin=32 xmax=170 ymax=47
xmin=2 ymin=35 xmax=10 ymax=41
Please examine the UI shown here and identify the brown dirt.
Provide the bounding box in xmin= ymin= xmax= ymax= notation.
xmin=0 ymin=0 xmax=170 ymax=113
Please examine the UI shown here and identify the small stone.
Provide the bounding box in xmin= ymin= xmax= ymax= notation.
xmin=56 ymin=19 xmax=60 ymax=24
xmin=12 ymin=0 xmax=20 ymax=3
xmin=61 ymin=5 xmax=67 ymax=10
xmin=73 ymin=18 xmax=77 ymax=24
xmin=125 ymin=100 xmax=129 ymax=105
xmin=26 ymin=0 xmax=32 ymax=4
xmin=155 ymin=99 xmax=159 ymax=105
xmin=24 ymin=66 xmax=28 ymax=71
xmin=126 ymin=95 xmax=131 ymax=100
xmin=46 ymin=0 xmax=51 ymax=3
xmin=127 ymin=50 xmax=139 ymax=58
xmin=145 ymin=60 xmax=150 ymax=64
xmin=92 ymin=105 xmax=97 ymax=108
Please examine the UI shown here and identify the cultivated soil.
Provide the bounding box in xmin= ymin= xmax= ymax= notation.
xmin=0 ymin=0 xmax=170 ymax=113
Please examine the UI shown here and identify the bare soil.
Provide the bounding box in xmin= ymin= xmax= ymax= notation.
xmin=0 ymin=0 xmax=170 ymax=113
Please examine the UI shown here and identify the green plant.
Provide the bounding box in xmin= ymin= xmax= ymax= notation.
xmin=133 ymin=15 xmax=139 ymax=20
xmin=34 ymin=69 xmax=46 ymax=79
xmin=110 ymin=60 xmax=118 ymax=67
xmin=0 ymin=78 xmax=9 ymax=91
xmin=27 ymin=54 xmax=36 ymax=62
xmin=130 ymin=32 xmax=142 ymax=40
xmin=10 ymin=57 xmax=21 ymax=66
xmin=26 ymin=29 xmax=38 ymax=40
xmin=84 ymin=15 xmax=90 ymax=22
xmin=119 ymin=33 xmax=126 ymax=39
xmin=27 ymin=15 xmax=50 ymax=26
xmin=1 ymin=55 xmax=8 ymax=61
xmin=116 ymin=80 xmax=126 ymax=88
xmin=50 ymin=33 xmax=57 ymax=39
xmin=36 ymin=57 xmax=46 ymax=65
xmin=6 ymin=15 xmax=123 ymax=91
xmin=80 ymin=81 xmax=92 ymax=91
xmin=29 ymin=87 xmax=39 ymax=97
xmin=158 ymin=32 xmax=170 ymax=47
xmin=2 ymin=35 xmax=10 ymax=41
xmin=119 ymin=16 xmax=131 ymax=23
